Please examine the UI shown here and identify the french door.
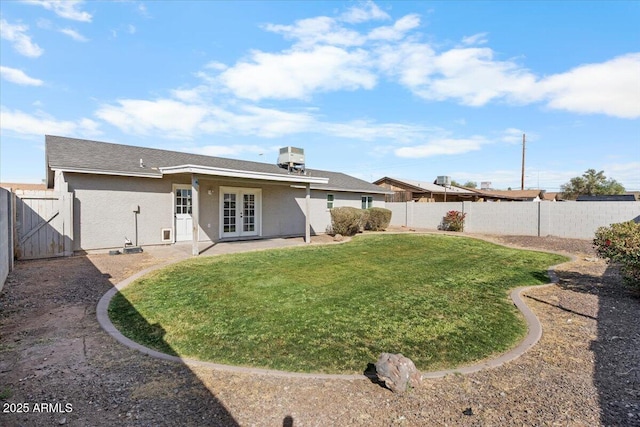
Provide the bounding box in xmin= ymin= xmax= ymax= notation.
xmin=220 ymin=187 xmax=261 ymax=239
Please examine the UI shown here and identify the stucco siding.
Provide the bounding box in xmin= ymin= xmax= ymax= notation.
xmin=63 ymin=173 xmax=387 ymax=250
xmin=65 ymin=173 xmax=176 ymax=250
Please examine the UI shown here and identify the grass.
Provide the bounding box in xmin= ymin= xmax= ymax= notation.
xmin=109 ymin=234 xmax=567 ymax=374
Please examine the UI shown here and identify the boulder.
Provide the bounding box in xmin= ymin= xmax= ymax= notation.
xmin=333 ymin=234 xmax=344 ymax=242
xmin=374 ymin=353 xmax=421 ymax=393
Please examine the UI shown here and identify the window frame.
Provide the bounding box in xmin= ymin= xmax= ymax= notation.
xmin=361 ymin=195 xmax=373 ymax=209
xmin=327 ymin=193 xmax=334 ymax=209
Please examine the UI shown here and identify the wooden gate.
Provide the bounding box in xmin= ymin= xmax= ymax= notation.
xmin=14 ymin=190 xmax=74 ymax=260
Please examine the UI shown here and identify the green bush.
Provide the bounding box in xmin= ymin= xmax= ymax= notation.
xmin=441 ymin=210 xmax=466 ymax=232
xmin=365 ymin=207 xmax=392 ymax=231
xmin=593 ymin=220 xmax=640 ymax=288
xmin=330 ymin=207 xmax=365 ymax=236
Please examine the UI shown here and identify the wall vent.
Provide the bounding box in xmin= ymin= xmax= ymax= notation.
xmin=161 ymin=228 xmax=173 ymax=243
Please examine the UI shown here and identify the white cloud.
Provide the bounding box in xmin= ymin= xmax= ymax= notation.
xmin=376 ymin=41 xmax=436 ymax=87
xmin=92 ymin=92 xmax=441 ymax=143
xmin=395 ymin=136 xmax=487 ymax=158
xmin=461 ymin=32 xmax=489 ymax=46
xmin=0 ymin=66 xmax=43 ymax=86
xmin=193 ymin=144 xmax=266 ymax=157
xmin=368 ymin=14 xmax=420 ymax=41
xmin=321 ymin=120 xmax=434 ymax=143
xmin=205 ymin=61 xmax=228 ymax=71
xmin=500 ymin=128 xmax=525 ymax=144
xmin=421 ymin=47 xmax=538 ymax=106
xmin=219 ymin=45 xmax=376 ymax=101
xmin=0 ymin=19 xmax=44 ymax=58
xmin=59 ymin=28 xmax=89 ymax=42
xmin=264 ymin=16 xmax=365 ymax=48
xmin=199 ymin=105 xmax=317 ymax=138
xmin=0 ymin=107 xmax=100 ymax=136
xmin=95 ymin=99 xmax=209 ymax=138
xmin=604 ymin=161 xmax=640 ymax=189
xmin=380 ymin=41 xmax=638 ymax=117
xmin=539 ymin=53 xmax=640 ymax=119
xmin=23 ymin=0 xmax=93 ymax=22
xmin=340 ymin=0 xmax=390 ymax=23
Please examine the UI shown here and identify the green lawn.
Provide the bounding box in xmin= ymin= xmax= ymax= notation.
xmin=109 ymin=234 xmax=567 ymax=374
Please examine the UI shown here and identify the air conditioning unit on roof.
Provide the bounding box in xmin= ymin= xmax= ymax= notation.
xmin=436 ymin=176 xmax=451 ymax=186
xmin=277 ymin=147 xmax=305 ymax=173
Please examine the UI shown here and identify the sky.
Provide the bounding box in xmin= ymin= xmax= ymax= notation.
xmin=1 ymin=0 xmax=639 ymax=191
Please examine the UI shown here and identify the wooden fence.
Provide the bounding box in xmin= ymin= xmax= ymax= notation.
xmin=13 ymin=190 xmax=74 ymax=260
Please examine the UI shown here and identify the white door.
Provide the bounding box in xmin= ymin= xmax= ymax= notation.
xmin=174 ymin=186 xmax=193 ymax=241
xmin=220 ymin=187 xmax=261 ymax=239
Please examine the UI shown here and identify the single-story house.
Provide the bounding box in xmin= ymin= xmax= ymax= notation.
xmin=475 ymin=189 xmax=547 ymax=202
xmin=45 ymin=135 xmax=390 ymax=255
xmin=373 ymin=177 xmax=480 ymax=202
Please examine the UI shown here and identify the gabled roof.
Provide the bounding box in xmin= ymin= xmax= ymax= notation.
xmin=478 ymin=189 xmax=544 ymax=200
xmin=373 ymin=176 xmax=477 ymax=195
xmin=46 ymin=135 xmax=389 ymax=194
xmin=0 ymin=182 xmax=47 ymax=191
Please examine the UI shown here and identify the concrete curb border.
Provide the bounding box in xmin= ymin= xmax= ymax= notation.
xmin=96 ymin=234 xmax=575 ymax=380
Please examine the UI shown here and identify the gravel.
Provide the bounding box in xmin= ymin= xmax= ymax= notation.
xmin=1 ymin=233 xmax=638 ymax=426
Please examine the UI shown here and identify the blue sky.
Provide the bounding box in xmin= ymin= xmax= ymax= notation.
xmin=1 ymin=1 xmax=639 ymax=190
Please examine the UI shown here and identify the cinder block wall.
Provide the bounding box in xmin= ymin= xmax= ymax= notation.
xmin=0 ymin=188 xmax=12 ymax=291
xmin=386 ymin=201 xmax=640 ymax=240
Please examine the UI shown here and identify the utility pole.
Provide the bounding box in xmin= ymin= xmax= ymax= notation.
xmin=521 ymin=133 xmax=526 ymax=191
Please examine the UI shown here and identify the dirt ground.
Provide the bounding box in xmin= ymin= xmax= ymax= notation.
xmin=1 ymin=231 xmax=639 ymax=426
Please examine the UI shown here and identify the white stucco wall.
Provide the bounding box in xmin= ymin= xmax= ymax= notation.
xmin=65 ymin=174 xmax=177 ymax=250
xmin=63 ymin=173 xmax=385 ymax=250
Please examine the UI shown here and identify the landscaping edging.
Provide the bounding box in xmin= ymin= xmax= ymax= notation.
xmin=96 ymin=235 xmax=575 ymax=380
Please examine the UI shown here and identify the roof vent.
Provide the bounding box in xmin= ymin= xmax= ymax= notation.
xmin=277 ymin=147 xmax=305 ymax=174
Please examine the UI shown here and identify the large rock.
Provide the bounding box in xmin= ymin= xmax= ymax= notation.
xmin=374 ymin=353 xmax=421 ymax=393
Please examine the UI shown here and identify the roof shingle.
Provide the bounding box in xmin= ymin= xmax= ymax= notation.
xmin=46 ymin=135 xmax=387 ymax=194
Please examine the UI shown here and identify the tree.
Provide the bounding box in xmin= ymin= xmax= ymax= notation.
xmin=560 ymin=169 xmax=625 ymax=199
xmin=451 ymin=180 xmax=477 ymax=188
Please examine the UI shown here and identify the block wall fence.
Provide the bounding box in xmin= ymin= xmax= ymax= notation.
xmin=386 ymin=201 xmax=640 ymax=240
xmin=0 ymin=187 xmax=13 ymax=291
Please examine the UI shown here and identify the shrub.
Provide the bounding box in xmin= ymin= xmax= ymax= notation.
xmin=441 ymin=210 xmax=466 ymax=232
xmin=365 ymin=207 xmax=392 ymax=231
xmin=593 ymin=220 xmax=640 ymax=288
xmin=330 ymin=207 xmax=365 ymax=236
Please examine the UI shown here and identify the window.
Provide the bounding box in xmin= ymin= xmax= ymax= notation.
xmin=327 ymin=194 xmax=334 ymax=209
xmin=362 ymin=195 xmax=373 ymax=209
xmin=176 ymin=189 xmax=192 ymax=214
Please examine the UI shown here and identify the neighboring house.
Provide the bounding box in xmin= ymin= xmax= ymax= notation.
xmin=542 ymin=192 xmax=561 ymax=202
xmin=0 ymin=183 xmax=47 ymax=191
xmin=45 ymin=136 xmax=389 ymax=255
xmin=373 ymin=177 xmax=479 ymax=202
xmin=475 ymin=189 xmax=547 ymax=202
xmin=576 ymin=194 xmax=638 ymax=201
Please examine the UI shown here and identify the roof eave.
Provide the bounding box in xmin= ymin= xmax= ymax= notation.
xmin=159 ymin=164 xmax=329 ymax=184
xmin=310 ymin=185 xmax=393 ymax=194
xmin=50 ymin=166 xmax=163 ymax=179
